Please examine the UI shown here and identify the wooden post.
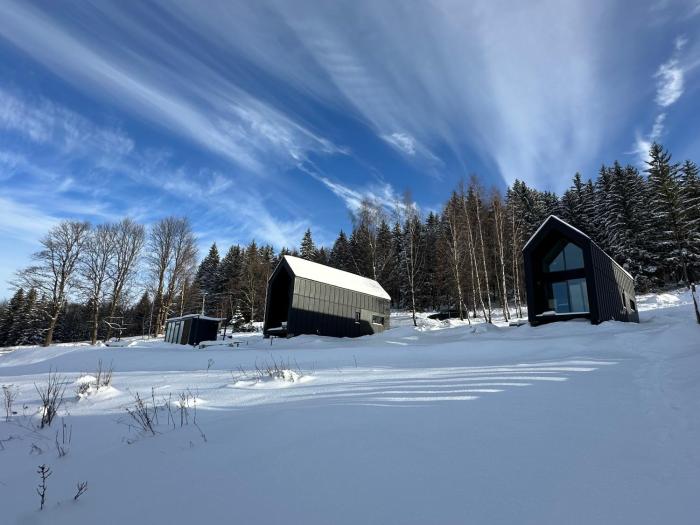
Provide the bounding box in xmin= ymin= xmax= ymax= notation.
xmin=691 ymin=283 xmax=700 ymax=325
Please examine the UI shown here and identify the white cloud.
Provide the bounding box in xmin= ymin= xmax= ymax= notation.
xmin=382 ymin=132 xmax=417 ymax=155
xmin=0 ymin=196 xmax=58 ymax=239
xmin=0 ymin=88 xmax=134 ymax=158
xmin=0 ymin=2 xmax=342 ymax=176
xmin=654 ymin=59 xmax=684 ymax=107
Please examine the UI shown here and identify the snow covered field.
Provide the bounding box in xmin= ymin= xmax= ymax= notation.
xmin=1 ymin=291 xmax=699 ymax=524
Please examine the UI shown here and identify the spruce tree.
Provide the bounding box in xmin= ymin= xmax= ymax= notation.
xmin=0 ymin=288 xmax=24 ymax=346
xmin=15 ymin=288 xmax=43 ymax=346
xmin=131 ymin=291 xmax=152 ymax=337
xmin=329 ymin=231 xmax=353 ymax=272
xmin=218 ymin=245 xmax=244 ymax=318
xmin=192 ymin=243 xmax=221 ymax=314
xmin=680 ymin=160 xmax=700 ymax=281
xmin=645 ymin=142 xmax=688 ymax=284
xmin=299 ymin=229 xmax=317 ymax=261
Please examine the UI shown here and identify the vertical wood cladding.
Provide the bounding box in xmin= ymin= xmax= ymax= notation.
xmin=523 ymin=215 xmax=640 ymax=326
xmin=264 ymin=258 xmax=391 ymax=338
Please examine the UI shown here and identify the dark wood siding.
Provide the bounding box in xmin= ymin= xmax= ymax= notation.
xmin=589 ymin=244 xmax=639 ymax=324
xmin=523 ymin=215 xmax=639 ymax=326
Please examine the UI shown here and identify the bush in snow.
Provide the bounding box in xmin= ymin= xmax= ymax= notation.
xmin=73 ymin=481 xmax=88 ymax=501
xmin=35 ymin=370 xmax=66 ymax=428
xmin=2 ymin=384 xmax=18 ymax=421
xmin=232 ymin=357 xmax=305 ymax=385
xmin=36 ymin=464 xmax=51 ymax=510
xmin=125 ymin=392 xmax=156 ymax=436
xmin=75 ymin=360 xmax=114 ymax=398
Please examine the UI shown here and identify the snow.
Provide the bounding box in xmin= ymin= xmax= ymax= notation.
xmin=283 ymin=255 xmax=391 ymax=300
xmin=1 ymin=290 xmax=699 ymax=524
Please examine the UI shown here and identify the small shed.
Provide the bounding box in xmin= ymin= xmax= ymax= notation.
xmin=164 ymin=314 xmax=222 ymax=345
xmin=263 ymin=255 xmax=391 ymax=338
xmin=523 ymin=215 xmax=639 ymax=326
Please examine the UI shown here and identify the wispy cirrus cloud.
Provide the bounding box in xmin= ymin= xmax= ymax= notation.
xmin=633 ymin=35 xmax=690 ymax=164
xmin=0 ymin=2 xmax=343 ymax=175
xmin=0 ymin=88 xmax=134 ymax=158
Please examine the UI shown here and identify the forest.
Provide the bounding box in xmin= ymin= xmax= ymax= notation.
xmin=1 ymin=142 xmax=698 ymax=347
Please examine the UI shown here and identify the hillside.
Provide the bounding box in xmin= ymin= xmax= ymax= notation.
xmin=1 ymin=291 xmax=698 ymax=524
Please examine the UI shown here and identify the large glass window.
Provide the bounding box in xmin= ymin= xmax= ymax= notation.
xmin=547 ymin=278 xmax=589 ymax=313
xmin=543 ymin=241 xmax=584 ymax=272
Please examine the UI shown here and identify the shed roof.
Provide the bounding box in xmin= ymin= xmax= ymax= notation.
xmin=283 ymin=255 xmax=391 ymax=300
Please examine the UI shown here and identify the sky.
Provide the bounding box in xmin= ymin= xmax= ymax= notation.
xmin=1 ymin=0 xmax=700 ymax=300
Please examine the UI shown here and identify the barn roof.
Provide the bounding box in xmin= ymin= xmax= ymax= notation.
xmin=283 ymin=255 xmax=391 ymax=300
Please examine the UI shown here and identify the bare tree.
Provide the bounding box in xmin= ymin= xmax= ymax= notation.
xmin=470 ymin=180 xmax=493 ymax=323
xmin=147 ymin=217 xmax=197 ymax=336
xmin=509 ymin=197 xmax=525 ymax=318
xmin=459 ymin=184 xmax=488 ymax=322
xmin=491 ymin=190 xmax=511 ymax=321
xmin=441 ymin=192 xmax=469 ymax=322
xmin=80 ymin=224 xmax=118 ymax=345
xmin=16 ymin=221 xmax=90 ymax=346
xmin=104 ymin=218 xmax=145 ymax=340
xmin=395 ymin=193 xmax=425 ymax=327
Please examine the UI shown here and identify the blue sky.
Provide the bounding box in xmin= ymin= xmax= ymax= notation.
xmin=1 ymin=0 xmax=700 ymax=300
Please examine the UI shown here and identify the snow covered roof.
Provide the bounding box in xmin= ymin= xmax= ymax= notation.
xmin=166 ymin=314 xmax=224 ymax=322
xmin=282 ymin=255 xmax=391 ymax=301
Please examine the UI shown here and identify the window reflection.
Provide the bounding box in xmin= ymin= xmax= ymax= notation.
xmin=547 ymin=278 xmax=589 ymax=313
xmin=543 ymin=241 xmax=584 ymax=272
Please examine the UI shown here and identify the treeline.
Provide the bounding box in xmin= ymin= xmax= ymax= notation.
xmin=1 ymin=142 xmax=698 ymax=346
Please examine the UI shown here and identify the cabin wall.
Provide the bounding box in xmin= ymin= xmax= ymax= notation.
xmin=589 ymin=245 xmax=639 ymax=323
xmin=287 ymin=276 xmax=390 ymax=337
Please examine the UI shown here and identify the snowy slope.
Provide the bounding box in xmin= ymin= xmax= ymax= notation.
xmin=1 ymin=291 xmax=699 ymax=524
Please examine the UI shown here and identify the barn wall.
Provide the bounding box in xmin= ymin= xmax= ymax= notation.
xmin=287 ymin=277 xmax=390 ymax=338
xmin=589 ymin=245 xmax=639 ymax=324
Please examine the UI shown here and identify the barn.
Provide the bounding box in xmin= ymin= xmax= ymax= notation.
xmin=164 ymin=314 xmax=222 ymax=345
xmin=523 ymin=215 xmax=639 ymax=326
xmin=263 ymin=255 xmax=391 ymax=338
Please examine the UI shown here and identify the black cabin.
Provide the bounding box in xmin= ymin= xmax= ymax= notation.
xmin=523 ymin=215 xmax=639 ymax=326
xmin=164 ymin=314 xmax=222 ymax=345
xmin=263 ymin=255 xmax=391 ymax=338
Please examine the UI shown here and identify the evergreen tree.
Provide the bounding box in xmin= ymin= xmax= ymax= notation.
xmin=130 ymin=291 xmax=152 ymax=337
xmin=329 ymin=230 xmax=352 ymax=271
xmin=606 ymin=163 xmax=655 ymax=289
xmin=645 ymin=143 xmax=688 ymax=284
xmin=680 ymin=160 xmax=700 ymax=281
xmin=192 ymin=243 xmax=221 ymax=314
xmin=218 ymin=245 xmax=244 ymax=319
xmin=299 ymin=229 xmax=317 ymax=261
xmin=0 ymin=288 xmax=24 ymax=346
xmin=315 ymin=246 xmax=330 ymax=265
xmin=15 ymin=288 xmax=43 ymax=346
